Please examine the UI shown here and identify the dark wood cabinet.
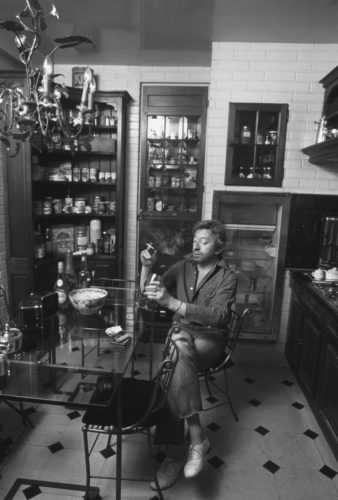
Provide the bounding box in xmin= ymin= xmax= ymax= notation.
xmin=2 ymin=79 xmax=131 ymax=310
xmin=302 ymin=65 xmax=338 ymax=164
xmin=225 ymin=102 xmax=288 ymax=187
xmin=286 ymin=272 xmax=338 ymax=459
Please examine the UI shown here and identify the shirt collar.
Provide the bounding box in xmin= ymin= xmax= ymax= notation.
xmin=186 ymin=253 xmax=228 ymax=269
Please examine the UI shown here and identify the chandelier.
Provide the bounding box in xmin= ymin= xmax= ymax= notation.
xmin=0 ymin=0 xmax=96 ymax=157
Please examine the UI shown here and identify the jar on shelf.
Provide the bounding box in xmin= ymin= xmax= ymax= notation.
xmin=89 ymin=167 xmax=98 ymax=182
xmin=72 ymin=167 xmax=81 ymax=182
xmin=81 ymin=167 xmax=90 ymax=183
xmin=76 ymin=225 xmax=88 ymax=252
xmin=52 ymin=199 xmax=63 ymax=214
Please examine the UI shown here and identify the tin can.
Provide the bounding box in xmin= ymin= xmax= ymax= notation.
xmin=0 ymin=352 xmax=7 ymax=389
xmin=99 ymin=172 xmax=105 ymax=183
xmin=111 ymin=172 xmax=117 ymax=184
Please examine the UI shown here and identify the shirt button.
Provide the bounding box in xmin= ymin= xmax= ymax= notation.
xmin=190 ymin=287 xmax=193 ymax=290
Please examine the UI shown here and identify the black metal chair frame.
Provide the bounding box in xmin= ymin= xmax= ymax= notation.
xmin=198 ymin=307 xmax=251 ymax=421
xmin=81 ymin=331 xmax=179 ymax=500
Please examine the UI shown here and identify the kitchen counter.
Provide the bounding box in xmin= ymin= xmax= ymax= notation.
xmin=286 ymin=271 xmax=338 ymax=459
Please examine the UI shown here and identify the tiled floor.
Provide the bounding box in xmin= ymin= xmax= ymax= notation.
xmin=0 ymin=341 xmax=337 ymax=500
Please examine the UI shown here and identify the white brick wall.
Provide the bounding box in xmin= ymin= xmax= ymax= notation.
xmin=1 ymin=42 xmax=337 ymax=337
xmin=206 ymin=42 xmax=338 ymax=344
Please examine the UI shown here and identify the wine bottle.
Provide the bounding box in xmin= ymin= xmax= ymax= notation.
xmin=53 ymin=261 xmax=67 ymax=308
xmin=77 ymin=255 xmax=92 ymax=288
xmin=44 ymin=226 xmax=53 ymax=256
xmin=64 ymin=250 xmax=77 ymax=295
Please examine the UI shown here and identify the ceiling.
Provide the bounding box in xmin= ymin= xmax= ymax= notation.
xmin=2 ymin=0 xmax=338 ymax=67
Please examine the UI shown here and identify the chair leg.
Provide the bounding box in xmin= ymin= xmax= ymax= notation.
xmin=223 ymin=370 xmax=238 ymax=421
xmin=82 ymin=426 xmax=92 ymax=500
xmin=146 ymin=429 xmax=165 ymax=500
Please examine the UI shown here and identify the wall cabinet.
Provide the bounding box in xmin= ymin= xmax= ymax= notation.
xmin=2 ymin=79 xmax=131 ymax=311
xmin=225 ymin=103 xmax=288 ymax=187
xmin=286 ymin=272 xmax=338 ymax=459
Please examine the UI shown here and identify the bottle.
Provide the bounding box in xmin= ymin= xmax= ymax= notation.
xmin=103 ymin=231 xmax=111 ymax=255
xmin=110 ymin=228 xmax=116 ymax=257
xmin=34 ymin=225 xmax=45 ymax=259
xmin=64 ymin=250 xmax=77 ymax=295
xmin=44 ymin=226 xmax=53 ymax=256
xmin=77 ymin=255 xmax=92 ymax=288
xmin=53 ymin=261 xmax=67 ymax=308
xmin=240 ymin=125 xmax=251 ymax=144
xmin=0 ymin=352 xmax=7 ymax=389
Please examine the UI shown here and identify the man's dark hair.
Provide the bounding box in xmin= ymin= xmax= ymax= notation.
xmin=193 ymin=219 xmax=227 ymax=253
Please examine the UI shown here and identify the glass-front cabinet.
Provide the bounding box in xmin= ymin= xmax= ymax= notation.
xmin=140 ymin=86 xmax=208 ymax=218
xmin=225 ymin=103 xmax=288 ymax=187
xmin=213 ymin=191 xmax=291 ymax=341
xmin=138 ymin=86 xmax=208 ymax=338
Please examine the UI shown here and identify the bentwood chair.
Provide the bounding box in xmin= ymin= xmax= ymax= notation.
xmin=81 ymin=332 xmax=179 ymax=500
xmin=198 ymin=307 xmax=251 ymax=421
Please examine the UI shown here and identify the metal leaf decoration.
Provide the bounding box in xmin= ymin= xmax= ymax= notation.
xmin=27 ymin=0 xmax=44 ymax=12
xmin=0 ymin=20 xmax=25 ymax=32
xmin=0 ymin=137 xmax=11 ymax=148
xmin=12 ymin=130 xmax=32 ymax=140
xmin=53 ymin=35 xmax=94 ymax=49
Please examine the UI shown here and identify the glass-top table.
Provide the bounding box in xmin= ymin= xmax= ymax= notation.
xmin=0 ymin=286 xmax=145 ymax=410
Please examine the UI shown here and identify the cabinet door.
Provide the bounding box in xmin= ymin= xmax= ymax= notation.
xmin=285 ymin=294 xmax=304 ymax=370
xmin=299 ymin=316 xmax=322 ymax=399
xmin=317 ymin=342 xmax=338 ymax=458
xmin=212 ymin=191 xmax=290 ymax=340
xmin=139 ymin=85 xmax=207 ymax=220
xmin=225 ymin=103 xmax=288 ymax=187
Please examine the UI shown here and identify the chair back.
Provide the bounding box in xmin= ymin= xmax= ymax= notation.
xmin=212 ymin=307 xmax=250 ymax=372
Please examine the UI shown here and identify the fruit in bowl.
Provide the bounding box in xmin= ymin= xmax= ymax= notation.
xmin=69 ymin=288 xmax=108 ymax=315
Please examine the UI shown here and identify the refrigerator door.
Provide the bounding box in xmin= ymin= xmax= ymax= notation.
xmin=213 ymin=191 xmax=290 ymax=340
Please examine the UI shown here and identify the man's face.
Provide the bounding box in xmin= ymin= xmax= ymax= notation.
xmin=192 ymin=229 xmax=219 ymax=265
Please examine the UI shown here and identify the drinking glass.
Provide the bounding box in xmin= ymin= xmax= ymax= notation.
xmin=140 ymin=273 xmax=161 ymax=311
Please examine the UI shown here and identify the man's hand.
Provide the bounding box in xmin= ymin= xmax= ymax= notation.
xmin=140 ymin=248 xmax=157 ymax=267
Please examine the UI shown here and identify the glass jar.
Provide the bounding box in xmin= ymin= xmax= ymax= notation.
xmin=76 ymin=225 xmax=88 ymax=252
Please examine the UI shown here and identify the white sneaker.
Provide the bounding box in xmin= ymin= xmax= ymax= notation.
xmin=183 ymin=438 xmax=211 ymax=479
xmin=150 ymin=456 xmax=184 ymax=491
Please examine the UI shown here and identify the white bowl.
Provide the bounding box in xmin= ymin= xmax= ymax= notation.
xmin=69 ymin=288 xmax=108 ymax=315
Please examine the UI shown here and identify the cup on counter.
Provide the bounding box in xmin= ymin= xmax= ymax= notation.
xmin=311 ymin=268 xmax=325 ymax=281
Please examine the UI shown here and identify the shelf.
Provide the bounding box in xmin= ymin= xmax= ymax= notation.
xmin=302 ymin=137 xmax=338 ymax=164
xmin=32 ymin=180 xmax=117 ymax=187
xmin=35 ymin=214 xmax=116 ymax=220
